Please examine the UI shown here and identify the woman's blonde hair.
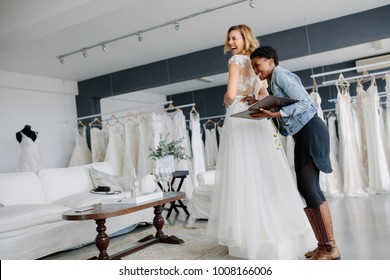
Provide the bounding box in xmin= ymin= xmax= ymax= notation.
xmin=224 ymin=24 xmax=259 ymax=55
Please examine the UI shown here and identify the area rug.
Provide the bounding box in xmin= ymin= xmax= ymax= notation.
xmin=41 ymin=225 xmax=228 ymax=260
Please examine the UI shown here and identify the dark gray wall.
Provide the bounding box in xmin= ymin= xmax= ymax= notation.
xmin=77 ymin=4 xmax=390 ymax=122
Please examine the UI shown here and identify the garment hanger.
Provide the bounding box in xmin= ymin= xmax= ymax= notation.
xmin=217 ymin=117 xmax=225 ymax=125
xmin=335 ymin=73 xmax=350 ymax=94
xmin=357 ymin=69 xmax=371 ymax=85
xmin=312 ymin=79 xmax=318 ymax=92
xmin=165 ymin=102 xmax=177 ymax=112
xmin=326 ymin=111 xmax=335 ymax=118
xmin=190 ymin=105 xmax=199 ymax=116
xmin=88 ymin=117 xmax=102 ymax=127
xmin=203 ymin=119 xmax=217 ymax=127
xmin=104 ymin=114 xmax=122 ymax=127
xmin=77 ymin=120 xmax=86 ymax=128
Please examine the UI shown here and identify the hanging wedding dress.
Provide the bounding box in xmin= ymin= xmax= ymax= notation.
xmin=385 ymin=73 xmax=390 ymax=142
xmin=122 ymin=119 xmax=139 ymax=178
xmin=336 ymin=88 xmax=368 ymax=197
xmin=203 ymin=123 xmax=218 ymax=169
xmin=207 ymin=55 xmax=315 ymax=260
xmin=68 ymin=126 xmax=92 ymax=167
xmin=189 ymin=111 xmax=206 ymax=186
xmin=161 ymin=109 xmax=195 ymax=200
xmin=104 ymin=124 xmax=124 ymax=176
xmin=358 ymin=80 xmax=390 ymax=193
xmin=137 ymin=113 xmax=154 ymax=179
xmin=15 ymin=132 xmax=45 ymax=173
xmin=90 ymin=127 xmax=106 ymax=163
xmin=310 ymin=91 xmax=344 ymax=197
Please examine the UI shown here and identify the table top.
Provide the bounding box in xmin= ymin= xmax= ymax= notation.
xmin=62 ymin=192 xmax=186 ymax=221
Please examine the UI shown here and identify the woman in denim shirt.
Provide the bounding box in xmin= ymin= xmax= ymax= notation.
xmin=248 ymin=46 xmax=341 ymax=260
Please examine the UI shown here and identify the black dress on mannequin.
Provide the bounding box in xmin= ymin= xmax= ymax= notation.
xmin=16 ymin=125 xmax=37 ymax=142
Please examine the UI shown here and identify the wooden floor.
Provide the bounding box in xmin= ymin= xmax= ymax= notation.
xmin=45 ymin=192 xmax=390 ymax=260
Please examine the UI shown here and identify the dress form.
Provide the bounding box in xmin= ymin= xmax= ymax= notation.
xmin=16 ymin=125 xmax=37 ymax=142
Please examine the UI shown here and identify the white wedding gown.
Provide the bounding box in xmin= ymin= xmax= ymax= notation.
xmin=207 ymin=55 xmax=315 ymax=260
xmin=68 ymin=126 xmax=92 ymax=167
xmin=15 ymin=132 xmax=45 ymax=173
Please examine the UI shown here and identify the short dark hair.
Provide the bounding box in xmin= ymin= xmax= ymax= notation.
xmin=250 ymin=46 xmax=279 ymax=66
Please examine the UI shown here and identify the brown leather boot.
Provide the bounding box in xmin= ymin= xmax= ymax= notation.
xmin=304 ymin=203 xmax=341 ymax=260
xmin=304 ymin=201 xmax=328 ymax=258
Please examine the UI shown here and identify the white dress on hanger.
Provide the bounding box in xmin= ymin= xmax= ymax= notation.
xmin=359 ymin=82 xmax=390 ymax=193
xmin=207 ymin=55 xmax=315 ymax=260
xmin=203 ymin=123 xmax=218 ymax=169
xmin=385 ymin=73 xmax=390 ymax=142
xmin=122 ymin=120 xmax=139 ymax=178
xmin=336 ymin=90 xmax=368 ymax=197
xmin=162 ymin=109 xmax=195 ymax=200
xmin=104 ymin=125 xmax=124 ymax=176
xmin=15 ymin=132 xmax=45 ymax=173
xmin=190 ymin=111 xmax=206 ymax=186
xmin=68 ymin=126 xmax=92 ymax=167
xmin=137 ymin=114 xmax=154 ymax=180
xmin=90 ymin=127 xmax=106 ymax=163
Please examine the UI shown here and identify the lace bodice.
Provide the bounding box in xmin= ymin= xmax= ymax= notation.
xmin=228 ymin=55 xmax=261 ymax=97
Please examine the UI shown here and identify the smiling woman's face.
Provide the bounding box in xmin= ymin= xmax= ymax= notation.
xmin=251 ymin=56 xmax=275 ymax=80
xmin=227 ymin=29 xmax=245 ymax=55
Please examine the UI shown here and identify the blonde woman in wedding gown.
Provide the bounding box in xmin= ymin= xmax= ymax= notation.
xmin=207 ymin=25 xmax=315 ymax=260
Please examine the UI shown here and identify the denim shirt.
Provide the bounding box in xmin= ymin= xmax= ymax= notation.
xmin=270 ymin=66 xmax=317 ymax=136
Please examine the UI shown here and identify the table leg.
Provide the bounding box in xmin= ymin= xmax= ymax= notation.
xmin=95 ymin=218 xmax=110 ymax=260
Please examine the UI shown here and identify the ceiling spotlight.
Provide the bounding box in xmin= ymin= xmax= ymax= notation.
xmin=137 ymin=33 xmax=143 ymax=42
xmin=101 ymin=44 xmax=107 ymax=52
xmin=174 ymin=21 xmax=180 ymax=31
xmin=82 ymin=49 xmax=88 ymax=57
xmin=59 ymin=57 xmax=64 ymax=65
xmin=249 ymin=0 xmax=255 ymax=8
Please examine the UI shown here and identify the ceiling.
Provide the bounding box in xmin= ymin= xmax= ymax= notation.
xmin=1 ymin=0 xmax=390 ymax=96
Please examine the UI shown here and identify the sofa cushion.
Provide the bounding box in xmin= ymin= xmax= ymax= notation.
xmin=0 ymin=172 xmax=45 ymax=206
xmin=38 ymin=162 xmax=117 ymax=203
xmin=90 ymin=167 xmax=121 ymax=191
xmin=0 ymin=204 xmax=70 ymax=234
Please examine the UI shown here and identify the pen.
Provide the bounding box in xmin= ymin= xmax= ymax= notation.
xmin=75 ymin=207 xmax=94 ymax=213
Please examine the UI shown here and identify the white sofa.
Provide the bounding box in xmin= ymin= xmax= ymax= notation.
xmin=0 ymin=162 xmax=154 ymax=260
xmin=191 ymin=170 xmax=216 ymax=219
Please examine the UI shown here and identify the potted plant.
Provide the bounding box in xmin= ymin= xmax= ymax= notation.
xmin=148 ymin=133 xmax=191 ymax=172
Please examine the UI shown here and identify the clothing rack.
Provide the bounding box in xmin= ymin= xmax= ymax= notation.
xmin=164 ymin=103 xmax=196 ymax=110
xmin=186 ymin=114 xmax=226 ymax=122
xmin=72 ymin=100 xmax=173 ymax=122
xmin=310 ymin=60 xmax=390 ymax=79
xmin=321 ymin=70 xmax=390 ymax=86
xmin=328 ymin=91 xmax=387 ymax=103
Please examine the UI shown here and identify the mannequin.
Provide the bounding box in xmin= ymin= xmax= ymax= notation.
xmin=15 ymin=125 xmax=45 ymax=173
xmin=16 ymin=125 xmax=37 ymax=142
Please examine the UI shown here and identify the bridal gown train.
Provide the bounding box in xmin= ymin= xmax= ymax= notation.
xmin=207 ymin=54 xmax=314 ymax=260
xmin=207 ymin=97 xmax=315 ymax=259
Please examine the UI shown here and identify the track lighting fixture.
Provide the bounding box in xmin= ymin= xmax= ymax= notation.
xmin=174 ymin=21 xmax=180 ymax=31
xmin=57 ymin=0 xmax=251 ymax=63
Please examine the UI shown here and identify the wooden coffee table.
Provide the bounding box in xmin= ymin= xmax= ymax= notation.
xmin=62 ymin=192 xmax=186 ymax=260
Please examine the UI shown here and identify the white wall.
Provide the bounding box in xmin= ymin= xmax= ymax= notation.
xmin=0 ymin=71 xmax=78 ymax=173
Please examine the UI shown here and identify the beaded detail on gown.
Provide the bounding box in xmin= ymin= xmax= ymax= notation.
xmin=15 ymin=132 xmax=45 ymax=173
xmin=207 ymin=55 xmax=315 ymax=259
